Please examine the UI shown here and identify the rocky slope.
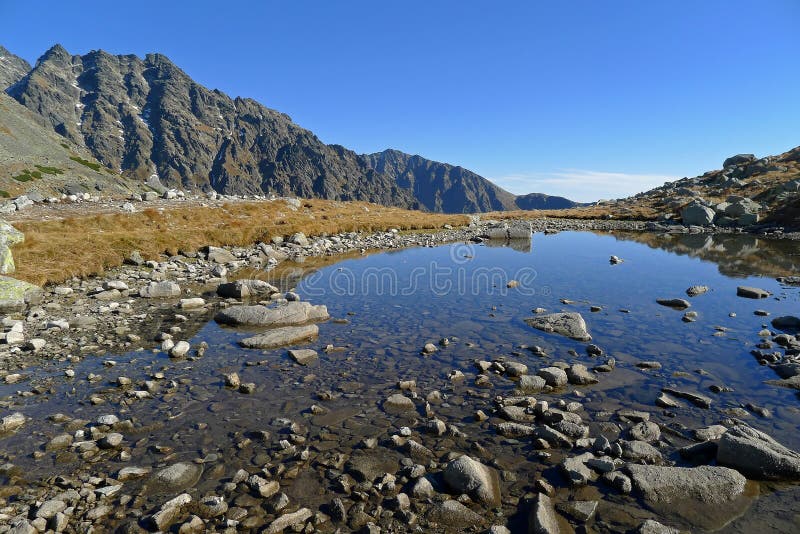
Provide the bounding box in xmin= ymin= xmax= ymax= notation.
xmin=0 ymin=92 xmax=133 ymax=200
xmin=593 ymin=147 xmax=800 ymax=227
xmin=1 ymin=44 xmax=578 ymax=213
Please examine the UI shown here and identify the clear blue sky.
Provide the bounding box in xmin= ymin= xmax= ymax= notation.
xmin=2 ymin=1 xmax=799 ymax=201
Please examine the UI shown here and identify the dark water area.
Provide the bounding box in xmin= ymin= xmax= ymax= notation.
xmin=2 ymin=230 xmax=800 ymax=532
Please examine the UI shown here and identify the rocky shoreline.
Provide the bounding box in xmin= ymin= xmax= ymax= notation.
xmin=0 ymin=217 xmax=799 ymax=533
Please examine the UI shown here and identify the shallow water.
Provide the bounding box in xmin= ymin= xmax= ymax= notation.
xmin=3 ymin=230 xmax=800 ymax=532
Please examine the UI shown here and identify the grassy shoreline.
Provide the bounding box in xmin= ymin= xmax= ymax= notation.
xmin=12 ymin=199 xmax=470 ymax=286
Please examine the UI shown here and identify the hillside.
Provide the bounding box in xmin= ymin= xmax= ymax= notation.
xmin=0 ymin=44 xmax=579 ymax=213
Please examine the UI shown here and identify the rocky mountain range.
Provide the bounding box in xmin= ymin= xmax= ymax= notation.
xmin=0 ymin=44 xmax=577 ymax=213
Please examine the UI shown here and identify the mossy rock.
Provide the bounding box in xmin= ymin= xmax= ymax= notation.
xmin=0 ymin=276 xmax=43 ymax=313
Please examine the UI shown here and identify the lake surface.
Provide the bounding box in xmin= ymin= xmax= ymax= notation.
xmin=2 ymin=230 xmax=800 ymax=532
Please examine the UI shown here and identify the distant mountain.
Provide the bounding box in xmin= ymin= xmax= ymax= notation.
xmin=515 ymin=192 xmax=580 ymax=210
xmin=1 ymin=44 xmax=578 ymax=213
xmin=363 ymin=149 xmax=518 ymax=213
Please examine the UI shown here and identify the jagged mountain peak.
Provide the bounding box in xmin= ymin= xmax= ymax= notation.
xmin=0 ymin=44 xmax=32 ymax=92
xmin=2 ymin=43 xmax=578 ymax=213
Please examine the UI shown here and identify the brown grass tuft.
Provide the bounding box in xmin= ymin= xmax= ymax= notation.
xmin=13 ymin=199 xmax=467 ymax=286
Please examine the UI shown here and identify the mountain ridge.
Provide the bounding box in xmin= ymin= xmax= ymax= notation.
xmin=0 ymin=43 xmax=577 ymax=212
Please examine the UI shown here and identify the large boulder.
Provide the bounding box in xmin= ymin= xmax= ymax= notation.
xmin=680 ymin=201 xmax=715 ymax=226
xmin=215 ymin=301 xmax=329 ymax=327
xmin=443 ymin=455 xmax=501 ymax=507
xmin=626 ymin=464 xmax=752 ymax=531
xmin=525 ymin=312 xmax=591 ymax=341
xmin=716 ymin=425 xmax=800 ymax=480
xmin=723 ymin=154 xmax=756 ymax=168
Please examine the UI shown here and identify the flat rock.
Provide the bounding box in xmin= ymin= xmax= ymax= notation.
xmin=656 ymin=298 xmax=691 ymax=309
xmin=662 ymin=387 xmax=712 ymax=408
xmin=518 ymin=375 xmax=547 ymax=393
xmin=239 ymin=324 xmax=319 ymax=349
xmin=383 ymin=393 xmax=415 ymax=414
xmin=288 ymin=349 xmax=318 ymax=365
xmin=626 ymin=464 xmax=752 ymax=531
xmin=717 ymin=424 xmax=800 ymax=480
xmin=346 ymin=451 xmax=400 ymax=483
xmin=443 ymin=455 xmax=501 ymax=506
xmin=215 ymin=301 xmax=329 ymax=327
xmin=525 ymin=312 xmax=592 ymax=341
xmin=263 ymin=508 xmax=312 ymax=534
xmin=737 ymin=286 xmax=770 ymax=299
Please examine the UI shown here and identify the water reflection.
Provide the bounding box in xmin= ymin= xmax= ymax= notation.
xmin=604 ymin=231 xmax=800 ymax=279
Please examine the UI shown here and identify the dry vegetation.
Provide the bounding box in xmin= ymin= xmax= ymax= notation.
xmin=12 ymin=199 xmax=468 ymax=286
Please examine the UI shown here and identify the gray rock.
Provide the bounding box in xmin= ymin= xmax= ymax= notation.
xmin=626 ymin=464 xmax=751 ymax=531
xmin=443 ymin=455 xmax=501 ymax=506
xmin=169 ymin=340 xmax=191 ymax=358
xmin=566 ymin=364 xmax=598 ymax=385
xmin=215 ymin=301 xmax=329 ymax=327
xmin=686 ymin=285 xmax=709 ymax=297
xmin=717 ymin=424 xmax=800 ymax=480
xmin=204 ymin=246 xmax=236 ymax=264
xmin=723 ymin=154 xmax=756 ymax=167
xmin=680 ymin=201 xmax=715 ymax=226
xmin=151 ymin=462 xmax=203 ymax=493
xmin=239 ymin=324 xmax=319 ymax=349
xmin=736 ymin=286 xmax=770 ymax=299
xmin=345 ymin=451 xmax=400 ymax=482
xmin=561 ymin=452 xmax=597 ymax=486
xmin=288 ymin=348 xmax=318 ymax=365
xmin=636 ymin=519 xmax=679 ymax=534
xmin=528 ymin=493 xmax=560 ymax=534
xmin=0 ymin=412 xmax=25 ymax=432
xmin=656 ymin=298 xmax=691 ymax=309
xmin=263 ymin=508 xmax=312 ymax=534
xmin=662 ymin=387 xmax=712 ymax=408
xmin=537 ymin=366 xmax=568 ymax=387
xmin=629 ymin=421 xmax=661 ymax=443
xmin=427 ymin=500 xmax=486 ymax=529
xmin=525 ymin=312 xmax=591 ymax=341
xmin=518 ymin=375 xmax=547 ymax=393
xmin=622 ymin=440 xmax=663 ymax=464
xmin=216 ymin=279 xmax=278 ymax=299
xmin=139 ymin=281 xmax=181 ymax=298
xmin=383 ymin=393 xmax=415 ymax=414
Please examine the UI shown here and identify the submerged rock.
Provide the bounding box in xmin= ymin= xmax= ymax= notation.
xmin=151 ymin=462 xmax=203 ymax=493
xmin=525 ymin=312 xmax=592 ymax=341
xmin=626 ymin=464 xmax=752 ymax=531
xmin=427 ymin=500 xmax=486 ymax=529
xmin=239 ymin=324 xmax=319 ymax=349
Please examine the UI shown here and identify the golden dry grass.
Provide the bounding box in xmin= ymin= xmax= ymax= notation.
xmin=13 ymin=199 xmax=467 ymax=286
